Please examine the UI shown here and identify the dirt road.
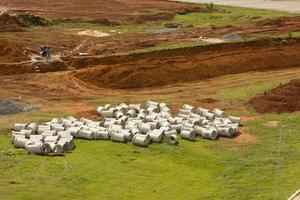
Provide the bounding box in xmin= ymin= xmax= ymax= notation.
xmin=175 ymin=0 xmax=300 ymax=13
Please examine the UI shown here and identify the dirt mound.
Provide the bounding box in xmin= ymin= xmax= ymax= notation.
xmin=256 ymin=16 xmax=300 ymax=27
xmin=0 ymin=10 xmax=25 ymax=32
xmin=249 ymin=79 xmax=300 ymax=113
xmin=0 ymin=39 xmax=28 ymax=63
xmin=128 ymin=12 xmax=175 ymax=24
xmin=0 ymin=99 xmax=39 ymax=116
xmin=71 ymin=38 xmax=300 ymax=89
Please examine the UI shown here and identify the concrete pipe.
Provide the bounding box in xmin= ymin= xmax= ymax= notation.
xmin=164 ymin=129 xmax=178 ymax=137
xmin=29 ymin=135 xmax=44 ymax=142
xmin=14 ymin=137 xmax=33 ymax=148
xmin=147 ymin=121 xmax=160 ymax=130
xmin=79 ymin=129 xmax=95 ymax=140
xmin=179 ymin=109 xmax=191 ymax=115
xmin=96 ymin=106 xmax=104 ymax=114
xmin=147 ymin=106 xmax=159 ymax=113
xmin=11 ymin=132 xmax=25 ymax=144
xmin=229 ymin=116 xmax=241 ymax=125
xmin=126 ymin=109 xmax=138 ymax=117
xmin=182 ymin=104 xmax=194 ymax=111
xmin=56 ymin=140 xmax=70 ymax=152
xmin=44 ymin=135 xmax=60 ymax=143
xmin=104 ymin=104 xmax=112 ymax=110
xmin=80 ymin=117 xmax=93 ymax=124
xmin=164 ymin=134 xmax=178 ymax=145
xmin=41 ymin=130 xmax=57 ymax=137
xmin=111 ymin=132 xmax=127 ymax=143
xmin=47 ymin=142 xmax=63 ymax=153
xmin=100 ymin=110 xmax=114 ymax=118
xmin=132 ymin=134 xmax=151 ymax=147
xmin=26 ymin=123 xmax=38 ymax=133
xmin=115 ymin=111 xmax=124 ymax=119
xmin=20 ymin=129 xmax=34 ymax=138
xmin=26 ymin=142 xmax=51 ymax=155
xmin=197 ymin=107 xmax=209 ymax=116
xmin=145 ymin=112 xmax=159 ymax=122
xmin=67 ymin=116 xmax=77 ymax=122
xmin=212 ymin=108 xmax=225 ymax=118
xmin=137 ymin=112 xmax=147 ymax=120
xmin=68 ymin=127 xmax=82 ymax=138
xmin=201 ymin=119 xmax=210 ymax=125
xmin=159 ymin=111 xmax=171 ymax=118
xmin=188 ymin=118 xmax=202 ymax=126
xmin=148 ymin=129 xmax=165 ymax=142
xmin=130 ymin=128 xmax=141 ymax=135
xmin=51 ymin=118 xmax=61 ymax=124
xmin=129 ymin=104 xmax=141 ymax=112
xmin=183 ymin=122 xmax=194 ymax=129
xmin=193 ymin=126 xmax=206 ymax=136
xmin=159 ymin=103 xmax=168 ymax=109
xmin=52 ymin=124 xmax=65 ymax=132
xmin=60 ymin=137 xmax=75 ymax=150
xmin=168 ymin=117 xmax=177 ymax=124
xmin=13 ymin=123 xmax=28 ymax=131
xmin=201 ymin=129 xmax=218 ymax=140
xmin=178 ymin=113 xmax=189 ymax=120
xmin=120 ymin=130 xmax=133 ymax=141
xmin=94 ymin=130 xmax=110 ymax=140
xmin=217 ymin=127 xmax=234 ymax=137
xmin=58 ymin=131 xmax=72 ymax=138
xmin=204 ymin=112 xmax=215 ymax=121
xmin=103 ymin=120 xmax=116 ymax=128
xmin=138 ymin=123 xmax=151 ymax=134
xmin=74 ymin=121 xmax=85 ymax=127
xmin=64 ymin=121 xmax=75 ymax=128
xmin=228 ymin=124 xmax=239 ymax=134
xmin=159 ymin=121 xmax=170 ymax=128
xmin=147 ymin=100 xmax=159 ymax=107
xmin=161 ymin=107 xmax=171 ymax=113
xmin=180 ymin=129 xmax=196 ymax=141
xmin=189 ymin=113 xmax=201 ymax=119
xmin=169 ymin=124 xmax=182 ymax=132
xmin=37 ymin=125 xmax=51 ymax=134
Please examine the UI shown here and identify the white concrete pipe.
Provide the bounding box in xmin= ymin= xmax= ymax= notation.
xmin=29 ymin=135 xmax=44 ymax=142
xmin=58 ymin=131 xmax=72 ymax=138
xmin=145 ymin=112 xmax=159 ymax=122
xmin=115 ymin=111 xmax=124 ymax=119
xmin=229 ymin=116 xmax=241 ymax=125
xmin=147 ymin=106 xmax=159 ymax=113
xmin=182 ymin=104 xmax=194 ymax=111
xmin=228 ymin=124 xmax=239 ymax=134
xmin=130 ymin=128 xmax=141 ymax=135
xmin=178 ymin=113 xmax=189 ymax=120
xmin=147 ymin=100 xmax=159 ymax=107
xmin=52 ymin=124 xmax=65 ymax=132
xmin=204 ymin=112 xmax=215 ymax=121
xmin=193 ymin=126 xmax=206 ymax=136
xmin=14 ymin=137 xmax=33 ymax=148
xmin=11 ymin=132 xmax=25 ymax=144
xmin=120 ymin=130 xmax=133 ymax=141
xmin=37 ymin=125 xmax=51 ymax=134
xmin=79 ymin=130 xmax=95 ymax=140
xmin=132 ymin=134 xmax=151 ymax=147
xmin=183 ymin=122 xmax=194 ymax=129
xmin=164 ymin=134 xmax=178 ymax=145
xmin=20 ymin=129 xmax=34 ymax=138
xmin=47 ymin=142 xmax=63 ymax=153
xmin=137 ymin=112 xmax=147 ymax=120
xmin=26 ymin=123 xmax=38 ymax=132
xmin=96 ymin=106 xmax=104 ymax=114
xmin=51 ymin=118 xmax=61 ymax=124
xmin=56 ymin=140 xmax=70 ymax=152
xmin=104 ymin=104 xmax=112 ymax=110
xmin=94 ymin=130 xmax=110 ymax=140
xmin=111 ymin=132 xmax=127 ymax=143
xmin=26 ymin=142 xmax=51 ymax=155
xmin=212 ymin=108 xmax=225 ymax=118
xmin=44 ymin=135 xmax=60 ymax=143
xmin=147 ymin=121 xmax=160 ymax=130
xmin=60 ymin=137 xmax=75 ymax=150
xmin=168 ymin=117 xmax=177 ymax=124
xmin=64 ymin=121 xmax=75 ymax=128
xmin=165 ymin=130 xmax=178 ymax=137
xmin=217 ymin=127 xmax=234 ymax=137
xmin=13 ymin=123 xmax=28 ymax=131
xmin=67 ymin=116 xmax=77 ymax=122
xmin=169 ymin=124 xmax=182 ymax=132
xmin=100 ymin=110 xmax=114 ymax=118
xmin=138 ymin=123 xmax=151 ymax=134
xmin=68 ymin=127 xmax=82 ymax=138
xmin=179 ymin=109 xmax=191 ymax=115
xmin=180 ymin=130 xmax=196 ymax=141
xmin=197 ymin=107 xmax=209 ymax=116
xmin=201 ymin=129 xmax=218 ymax=140
xmin=126 ymin=109 xmax=138 ymax=117
xmin=148 ymin=129 xmax=165 ymax=142
xmin=41 ymin=130 xmax=57 ymax=137
xmin=129 ymin=104 xmax=141 ymax=112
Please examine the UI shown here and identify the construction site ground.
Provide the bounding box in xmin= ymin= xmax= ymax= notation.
xmin=0 ymin=1 xmax=299 ymax=200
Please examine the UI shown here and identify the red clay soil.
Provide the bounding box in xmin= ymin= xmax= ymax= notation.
xmin=70 ymin=38 xmax=300 ymax=89
xmin=0 ymin=38 xmax=28 ymax=63
xmin=0 ymin=11 xmax=25 ymax=32
xmin=249 ymin=79 xmax=300 ymax=113
xmin=0 ymin=0 xmax=203 ymax=21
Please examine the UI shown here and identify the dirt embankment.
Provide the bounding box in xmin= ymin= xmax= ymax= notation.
xmin=0 ymin=10 xmax=25 ymax=32
xmin=70 ymin=38 xmax=300 ymax=89
xmin=0 ymin=38 xmax=28 ymax=63
xmin=250 ymin=79 xmax=300 ymax=113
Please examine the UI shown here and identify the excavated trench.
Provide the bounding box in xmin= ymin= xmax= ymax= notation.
xmin=70 ymin=38 xmax=300 ymax=89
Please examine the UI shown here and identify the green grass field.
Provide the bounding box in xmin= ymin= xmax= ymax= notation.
xmin=0 ymin=77 xmax=299 ymax=200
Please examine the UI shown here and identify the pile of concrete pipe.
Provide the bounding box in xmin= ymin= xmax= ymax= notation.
xmin=12 ymin=120 xmax=75 ymax=155
xmin=11 ymin=100 xmax=241 ymax=155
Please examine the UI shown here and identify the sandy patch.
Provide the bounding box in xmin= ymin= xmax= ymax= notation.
xmin=265 ymin=121 xmax=280 ymax=127
xmin=78 ymin=30 xmax=110 ymax=37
